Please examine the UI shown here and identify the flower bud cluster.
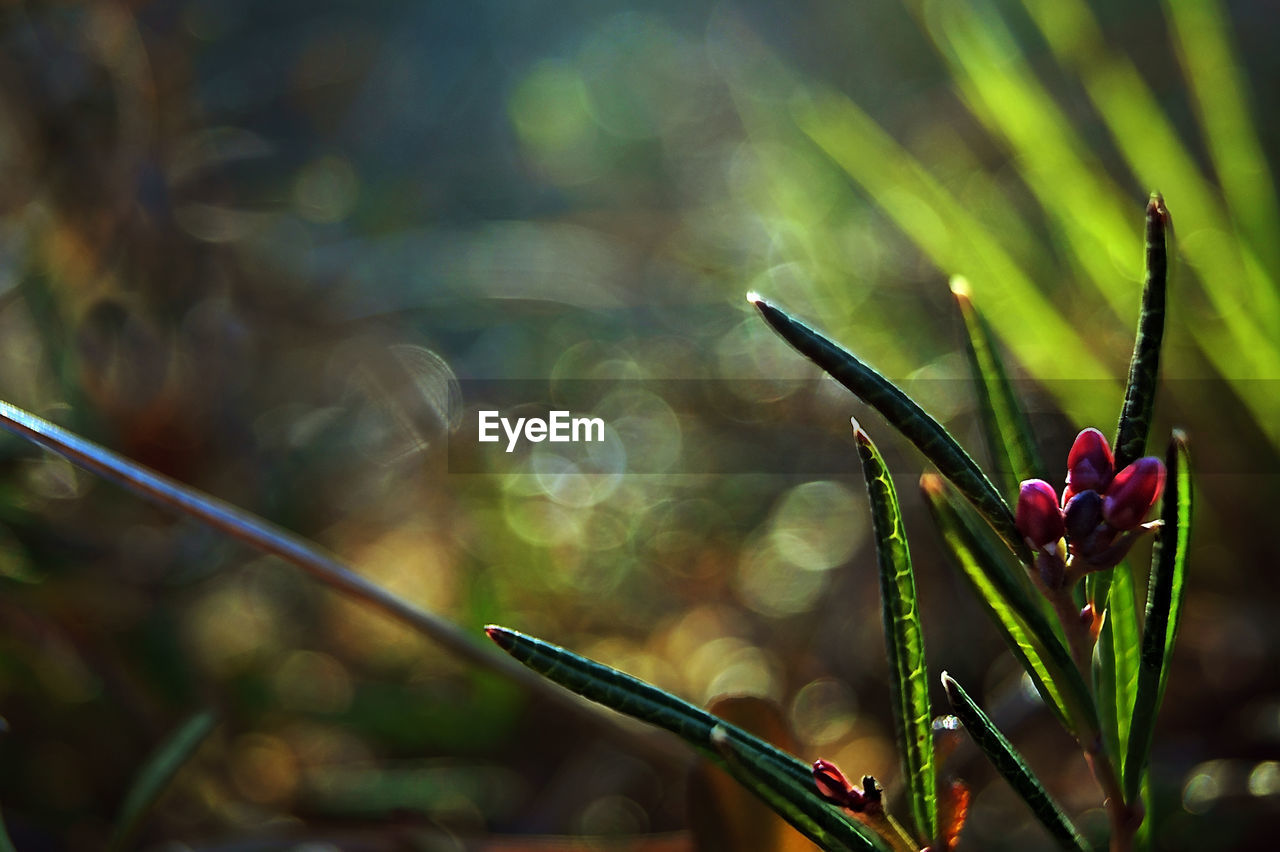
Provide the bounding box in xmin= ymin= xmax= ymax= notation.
xmin=1015 ymin=428 xmax=1165 ymax=585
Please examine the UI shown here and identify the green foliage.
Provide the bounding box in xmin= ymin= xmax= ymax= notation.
xmin=921 ymin=477 xmax=1095 ymax=736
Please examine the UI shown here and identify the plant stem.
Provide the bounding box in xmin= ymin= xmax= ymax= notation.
xmin=1083 ymin=734 xmax=1141 ymax=852
xmin=1047 ymin=587 xmax=1093 ymax=685
xmin=1044 ymin=581 xmax=1142 ymax=852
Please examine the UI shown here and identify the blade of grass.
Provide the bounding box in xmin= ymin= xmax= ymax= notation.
xmin=1113 ymin=196 xmax=1170 ymax=470
xmin=788 ymin=88 xmax=1120 ymax=432
xmin=1017 ymin=0 xmax=1280 ymax=447
xmin=920 ymin=475 xmax=1099 ymax=736
xmin=485 ymin=626 xmax=889 ymax=852
xmin=941 ymin=674 xmax=1088 ymax=852
xmin=949 ymin=276 xmax=1047 ymax=497
xmin=854 ymin=424 xmax=936 ymax=845
xmin=1093 ymin=609 xmax=1120 ymax=770
xmin=0 ymin=401 xmax=487 ymax=668
xmin=1111 ymin=564 xmax=1142 ymax=761
xmin=1161 ymin=0 xmax=1280 ymax=281
xmin=750 ymin=294 xmax=1026 ymax=563
xmin=106 ymin=710 xmax=217 ymax=852
xmin=1124 ymin=432 xmax=1192 ymax=800
xmin=0 ymin=400 xmax=672 ymax=761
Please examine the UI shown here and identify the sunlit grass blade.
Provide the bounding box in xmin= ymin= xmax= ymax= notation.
xmin=1111 ymin=565 xmax=1141 ymax=759
xmin=0 ymin=400 xmax=548 ymax=694
xmin=920 ymin=476 xmax=1099 ymax=738
xmin=1113 ymin=196 xmax=1170 ymax=470
xmin=750 ymin=295 xmax=1026 ymax=563
xmin=1093 ymin=609 xmax=1120 ymax=771
xmin=941 ymin=674 xmax=1088 ymax=852
xmin=485 ymin=627 xmax=889 ymax=852
xmin=1161 ymin=0 xmax=1280 ymax=282
xmin=709 ymin=728 xmax=895 ymax=852
xmin=789 ymin=87 xmax=1119 ymax=431
xmin=1093 ymin=561 xmax=1143 ymax=774
xmin=854 ymin=425 xmax=936 ymax=844
xmin=1125 ymin=431 xmax=1193 ymax=800
xmin=106 ymin=710 xmax=217 ymax=852
xmin=949 ymin=276 xmax=1047 ymax=497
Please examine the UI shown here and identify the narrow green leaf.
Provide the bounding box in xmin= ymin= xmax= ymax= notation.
xmin=485 ymin=626 xmax=890 ymax=852
xmin=1113 ymin=195 xmax=1169 ymax=471
xmin=1093 ymin=609 xmax=1119 ymax=769
xmin=1110 ymin=564 xmax=1142 ymax=759
xmin=942 ymin=674 xmax=1088 ymax=852
xmin=751 ymin=295 xmax=1028 ymax=563
xmin=107 ymin=710 xmax=217 ymax=852
xmin=854 ymin=425 xmax=936 ymax=844
xmin=921 ymin=475 xmax=1096 ymax=734
xmin=709 ymin=728 xmax=891 ymax=852
xmin=1124 ymin=432 xmax=1193 ymax=800
xmin=950 ymin=276 xmax=1047 ymax=496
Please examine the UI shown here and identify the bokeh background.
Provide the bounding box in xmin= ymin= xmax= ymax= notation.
xmin=0 ymin=0 xmax=1277 ymax=849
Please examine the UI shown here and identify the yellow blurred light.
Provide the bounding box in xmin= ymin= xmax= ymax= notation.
xmin=770 ymin=480 xmax=865 ymax=572
xmin=273 ymin=651 xmax=354 ymax=715
xmin=230 ymin=733 xmax=299 ymax=805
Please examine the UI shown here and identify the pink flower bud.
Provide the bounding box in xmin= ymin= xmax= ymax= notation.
xmin=814 ymin=757 xmax=865 ymax=808
xmin=813 ymin=759 xmax=856 ymax=806
xmin=1016 ymin=479 xmax=1065 ymax=550
xmin=1066 ymin=428 xmax=1114 ymax=499
xmin=1102 ymin=457 xmax=1166 ymax=530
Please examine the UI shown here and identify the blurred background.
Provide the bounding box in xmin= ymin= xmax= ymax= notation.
xmin=0 ymin=0 xmax=1276 ymax=849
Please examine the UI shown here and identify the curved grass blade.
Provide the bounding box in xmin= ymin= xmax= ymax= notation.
xmin=941 ymin=674 xmax=1088 ymax=852
xmin=1092 ymin=607 xmax=1122 ymax=784
xmin=1113 ymin=195 xmax=1170 ymax=471
xmin=485 ymin=627 xmax=889 ymax=852
xmin=950 ymin=276 xmax=1047 ymax=496
xmin=920 ymin=475 xmax=1099 ymax=734
xmin=855 ymin=424 xmax=936 ymax=845
xmin=1113 ymin=565 xmax=1143 ymax=760
xmin=750 ymin=295 xmax=1027 ymax=563
xmin=106 ymin=710 xmax=217 ymax=852
xmin=1124 ymin=431 xmax=1193 ymax=800
xmin=0 ymin=400 xmax=569 ymax=703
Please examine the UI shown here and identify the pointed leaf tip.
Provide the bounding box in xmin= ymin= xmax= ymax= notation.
xmin=484 ymin=625 xmax=513 ymax=648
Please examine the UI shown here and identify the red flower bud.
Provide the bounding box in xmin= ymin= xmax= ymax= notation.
xmin=1102 ymin=456 xmax=1166 ymax=530
xmin=813 ymin=760 xmax=855 ymax=806
xmin=1016 ymin=479 xmax=1065 ymax=550
xmin=1065 ymin=428 xmax=1114 ymax=499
